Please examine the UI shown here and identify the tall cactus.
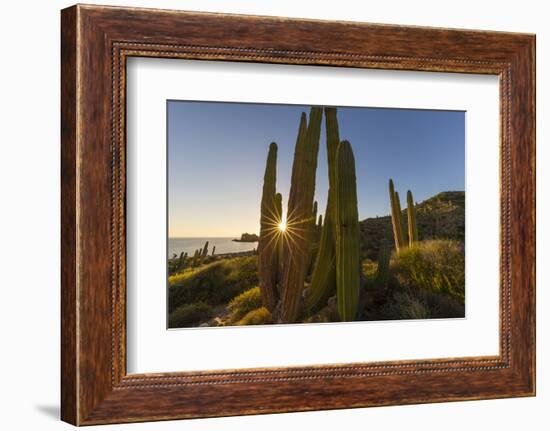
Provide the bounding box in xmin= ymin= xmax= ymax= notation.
xmin=407 ymin=190 xmax=418 ymax=246
xmin=258 ymin=142 xmax=280 ymax=312
xmin=334 ymin=140 xmax=361 ymax=321
xmin=305 ymin=107 xmax=340 ymax=313
xmin=278 ymin=107 xmax=322 ymax=322
xmin=211 ymin=246 xmax=216 ymax=256
xmin=389 ymin=179 xmax=406 ymax=251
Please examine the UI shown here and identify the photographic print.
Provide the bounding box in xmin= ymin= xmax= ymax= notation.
xmin=167 ymin=101 xmax=465 ymax=329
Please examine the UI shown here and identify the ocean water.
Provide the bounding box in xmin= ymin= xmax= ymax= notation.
xmin=168 ymin=237 xmax=257 ymax=258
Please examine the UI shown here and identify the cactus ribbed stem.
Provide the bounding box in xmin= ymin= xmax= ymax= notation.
xmin=279 ymin=108 xmax=322 ymax=322
xmin=334 ymin=140 xmax=361 ymax=321
xmin=305 ymin=107 xmax=340 ymax=313
xmin=407 ymin=190 xmax=418 ymax=246
xmin=258 ymin=142 xmax=280 ymax=312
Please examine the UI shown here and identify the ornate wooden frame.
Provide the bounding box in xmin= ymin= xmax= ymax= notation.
xmin=61 ymin=4 xmax=536 ymax=425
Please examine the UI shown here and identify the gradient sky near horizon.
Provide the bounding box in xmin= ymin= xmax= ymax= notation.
xmin=168 ymin=101 xmax=465 ymax=238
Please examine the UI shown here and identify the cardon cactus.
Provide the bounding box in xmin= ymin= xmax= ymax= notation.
xmin=278 ymin=107 xmax=322 ymax=322
xmin=376 ymin=242 xmax=391 ymax=289
xmin=334 ymin=140 xmax=361 ymax=321
xmin=305 ymin=107 xmax=340 ymax=313
xmin=258 ymin=142 xmax=280 ymax=312
xmin=211 ymin=246 xmax=216 ymax=256
xmin=407 ymin=190 xmax=418 ymax=246
xmin=389 ymin=179 xmax=406 ymax=251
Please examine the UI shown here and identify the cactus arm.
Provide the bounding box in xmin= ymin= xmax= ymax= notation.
xmin=279 ymin=108 xmax=322 ymax=322
xmin=257 ymin=142 xmax=280 ymax=312
xmin=334 ymin=140 xmax=361 ymax=321
xmin=305 ymin=107 xmax=340 ymax=313
xmin=395 ymin=192 xmax=408 ymax=246
xmin=389 ymin=179 xmax=405 ymax=251
xmin=407 ymin=190 xmax=418 ymax=246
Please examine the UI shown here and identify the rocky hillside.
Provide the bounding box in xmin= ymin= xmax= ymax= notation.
xmin=360 ymin=191 xmax=465 ymax=259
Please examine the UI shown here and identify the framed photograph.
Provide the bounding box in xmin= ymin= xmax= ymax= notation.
xmin=61 ymin=4 xmax=535 ymax=425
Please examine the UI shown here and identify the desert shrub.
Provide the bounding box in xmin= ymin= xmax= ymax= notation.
xmin=168 ymin=302 xmax=213 ymax=328
xmin=382 ymin=291 xmax=431 ymax=320
xmin=379 ymin=289 xmax=464 ymax=321
xmin=227 ymin=286 xmax=262 ymax=323
xmin=392 ymin=240 xmax=465 ymax=300
xmin=236 ymin=307 xmax=273 ymax=326
xmin=168 ymin=256 xmax=258 ymax=312
xmin=361 ymin=259 xmax=378 ymax=280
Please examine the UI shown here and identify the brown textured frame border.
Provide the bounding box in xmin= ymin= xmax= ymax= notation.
xmin=61 ymin=4 xmax=535 ymax=426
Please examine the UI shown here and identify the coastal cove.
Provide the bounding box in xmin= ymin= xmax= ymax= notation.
xmin=169 ymin=237 xmax=258 ymax=257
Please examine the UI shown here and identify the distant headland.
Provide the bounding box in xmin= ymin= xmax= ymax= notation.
xmin=233 ymin=233 xmax=259 ymax=242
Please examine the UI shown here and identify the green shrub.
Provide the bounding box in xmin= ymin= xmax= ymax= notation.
xmin=228 ymin=287 xmax=262 ymax=323
xmin=392 ymin=240 xmax=464 ymax=300
xmin=168 ymin=302 xmax=213 ymax=328
xmin=168 ymin=256 xmax=258 ymax=312
xmin=236 ymin=307 xmax=273 ymax=325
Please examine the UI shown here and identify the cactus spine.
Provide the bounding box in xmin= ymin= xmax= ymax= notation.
xmin=389 ymin=179 xmax=406 ymax=251
xmin=407 ymin=190 xmax=418 ymax=246
xmin=258 ymin=142 xmax=280 ymax=312
xmin=278 ymin=108 xmax=322 ymax=322
xmin=334 ymin=140 xmax=361 ymax=321
xmin=305 ymin=107 xmax=340 ymax=313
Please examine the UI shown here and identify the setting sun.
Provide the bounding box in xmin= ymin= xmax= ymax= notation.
xmin=278 ymin=220 xmax=287 ymax=233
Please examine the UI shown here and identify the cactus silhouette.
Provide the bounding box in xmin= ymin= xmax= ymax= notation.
xmin=407 ymin=190 xmax=418 ymax=246
xmin=278 ymin=107 xmax=322 ymax=322
xmin=334 ymin=140 xmax=361 ymax=321
xmin=258 ymin=142 xmax=281 ymax=312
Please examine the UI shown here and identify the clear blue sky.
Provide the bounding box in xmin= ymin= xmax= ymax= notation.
xmin=168 ymin=101 xmax=464 ymax=238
